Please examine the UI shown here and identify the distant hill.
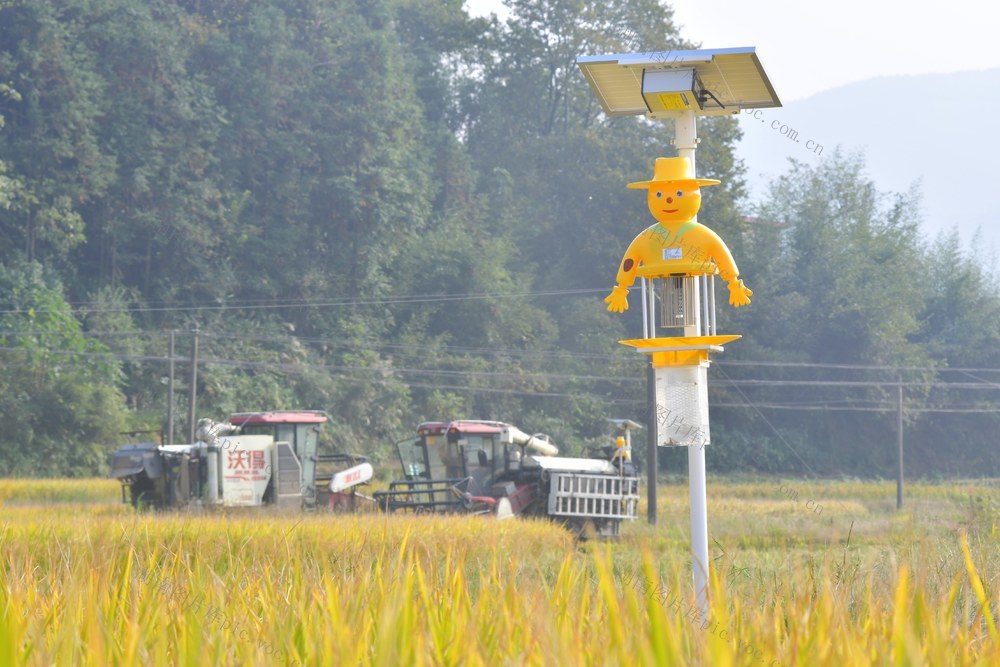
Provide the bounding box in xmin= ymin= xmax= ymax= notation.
xmin=736 ymin=68 xmax=1000 ymax=253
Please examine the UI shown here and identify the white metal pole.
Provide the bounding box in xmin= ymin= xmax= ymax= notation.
xmin=708 ymin=275 xmax=717 ymax=335
xmin=689 ymin=438 xmax=710 ymax=611
xmin=676 ymin=108 xmax=710 ymax=615
xmin=695 ymin=276 xmax=702 ymax=336
xmin=675 ymin=110 xmax=698 ymax=211
xmin=641 ymin=277 xmax=649 ymax=339
xmin=700 ymin=275 xmax=710 ymax=336
xmin=648 ymin=277 xmax=657 ymax=332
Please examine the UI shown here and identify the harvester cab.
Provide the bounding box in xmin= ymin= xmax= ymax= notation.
xmin=109 ymin=411 xmax=371 ymax=511
xmin=375 ymin=420 xmax=640 ymax=538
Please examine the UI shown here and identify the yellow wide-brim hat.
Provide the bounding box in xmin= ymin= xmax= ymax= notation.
xmin=626 ymin=156 xmax=721 ymax=189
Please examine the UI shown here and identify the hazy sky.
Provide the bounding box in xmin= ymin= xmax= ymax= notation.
xmin=465 ymin=0 xmax=1000 ymax=101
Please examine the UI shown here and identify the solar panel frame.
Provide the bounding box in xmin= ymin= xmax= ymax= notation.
xmin=576 ymin=47 xmax=781 ymax=118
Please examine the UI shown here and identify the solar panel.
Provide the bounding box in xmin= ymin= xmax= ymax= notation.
xmin=576 ymin=47 xmax=781 ymax=118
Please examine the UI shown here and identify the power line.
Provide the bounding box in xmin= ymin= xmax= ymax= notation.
xmin=0 ymin=346 xmax=634 ymax=402
xmin=712 ymin=403 xmax=1000 ymax=414
xmin=713 ymin=365 xmax=823 ymax=477
xmin=716 ymin=379 xmax=1000 ymax=390
xmin=715 ymin=360 xmax=1000 ymax=375
xmin=0 ymin=287 xmax=607 ymax=316
xmin=1 ymin=327 xmax=631 ymax=363
xmin=198 ymin=330 xmax=628 ymax=361
xmin=0 ymin=330 xmax=169 ymax=338
xmin=8 ymin=344 xmax=1000 ymax=393
xmin=4 ymin=344 xmax=1000 ymax=416
xmin=8 ymin=327 xmax=1000 ymax=378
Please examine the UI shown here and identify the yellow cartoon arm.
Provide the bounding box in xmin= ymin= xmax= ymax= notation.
xmin=604 ymin=285 xmax=630 ymax=313
xmin=605 ymin=231 xmax=650 ymax=313
xmin=697 ymin=226 xmax=752 ymax=307
xmin=727 ymin=279 xmax=753 ymax=307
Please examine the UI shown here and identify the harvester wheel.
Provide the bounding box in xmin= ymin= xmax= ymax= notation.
xmin=132 ymin=490 xmax=157 ymax=511
xmin=129 ymin=477 xmax=158 ymax=510
xmin=496 ymin=497 xmax=514 ymax=520
xmin=573 ymin=519 xmax=598 ymax=541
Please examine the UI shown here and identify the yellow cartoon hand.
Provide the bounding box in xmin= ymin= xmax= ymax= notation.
xmin=605 ymin=285 xmax=630 ymax=313
xmin=727 ymin=278 xmax=753 ymax=307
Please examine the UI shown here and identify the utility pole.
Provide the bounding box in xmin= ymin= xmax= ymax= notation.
xmin=897 ymin=380 xmax=904 ymax=510
xmin=187 ymin=326 xmax=199 ymax=443
xmin=647 ymin=360 xmax=657 ymax=524
xmin=167 ymin=330 xmax=175 ymax=445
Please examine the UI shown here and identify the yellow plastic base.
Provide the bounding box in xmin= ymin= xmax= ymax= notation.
xmin=635 ymin=261 xmax=718 ymax=278
xmin=618 ymin=335 xmax=741 ymax=368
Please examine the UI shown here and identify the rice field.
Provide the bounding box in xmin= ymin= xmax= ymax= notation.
xmin=1 ymin=477 xmax=997 ymax=665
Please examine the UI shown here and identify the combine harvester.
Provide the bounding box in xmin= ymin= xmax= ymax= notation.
xmin=374 ymin=420 xmax=641 ymax=538
xmin=109 ymin=411 xmax=372 ymax=511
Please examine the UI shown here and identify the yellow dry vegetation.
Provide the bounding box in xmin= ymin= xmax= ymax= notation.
xmin=0 ymin=478 xmax=997 ymax=666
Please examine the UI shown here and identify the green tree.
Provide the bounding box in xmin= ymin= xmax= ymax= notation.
xmin=0 ymin=1 xmax=117 ymax=263
xmin=0 ymin=259 xmax=127 ymax=475
xmin=73 ymin=0 xmax=230 ymax=302
xmin=742 ymin=151 xmax=927 ymax=366
xmin=709 ymin=152 xmax=934 ymax=475
xmin=914 ymin=230 xmax=1000 ymax=367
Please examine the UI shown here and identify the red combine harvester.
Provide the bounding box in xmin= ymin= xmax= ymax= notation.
xmin=374 ymin=420 xmax=640 ymax=538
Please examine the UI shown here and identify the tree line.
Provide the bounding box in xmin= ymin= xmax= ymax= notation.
xmin=0 ymin=0 xmax=996 ymax=477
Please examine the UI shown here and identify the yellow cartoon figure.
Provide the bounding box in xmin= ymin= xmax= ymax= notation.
xmin=605 ymin=157 xmax=752 ymax=313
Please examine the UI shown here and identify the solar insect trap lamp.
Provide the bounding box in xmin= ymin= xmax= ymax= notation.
xmin=576 ymin=47 xmax=781 ymax=613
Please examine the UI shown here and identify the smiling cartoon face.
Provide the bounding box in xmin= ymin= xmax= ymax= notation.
xmin=647 ymin=183 xmax=702 ymax=224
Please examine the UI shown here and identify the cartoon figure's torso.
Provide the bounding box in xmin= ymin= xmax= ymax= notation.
xmin=617 ymin=221 xmax=739 ymax=284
